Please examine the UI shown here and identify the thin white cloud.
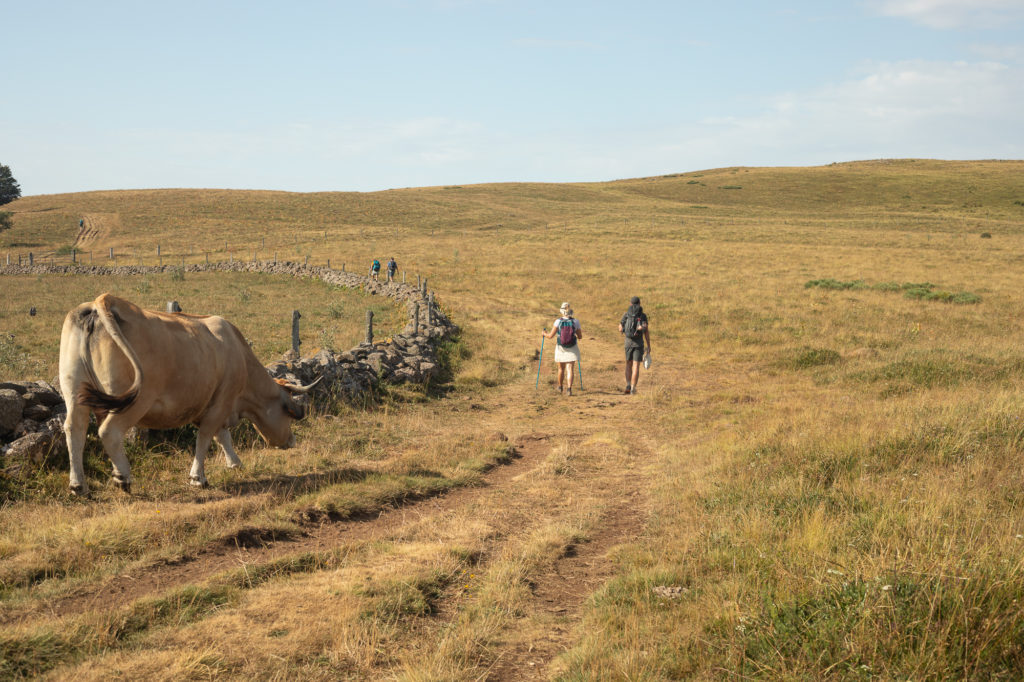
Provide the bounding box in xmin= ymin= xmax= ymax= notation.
xmin=969 ymin=43 xmax=1024 ymax=61
xmin=631 ymin=58 xmax=1024 ymax=175
xmin=866 ymin=0 xmax=1024 ymax=29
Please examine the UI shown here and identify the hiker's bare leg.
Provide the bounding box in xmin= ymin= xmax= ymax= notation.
xmin=631 ymin=362 xmax=641 ymax=390
xmin=565 ymin=362 xmax=574 ymax=390
xmin=557 ymin=363 xmax=566 ymax=389
xmin=624 ymin=359 xmax=633 ymax=386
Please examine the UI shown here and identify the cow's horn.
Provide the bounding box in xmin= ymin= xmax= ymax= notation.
xmin=283 ymin=375 xmax=323 ymax=394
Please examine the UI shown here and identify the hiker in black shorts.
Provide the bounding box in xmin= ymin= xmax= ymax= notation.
xmin=619 ymin=296 xmax=650 ymax=394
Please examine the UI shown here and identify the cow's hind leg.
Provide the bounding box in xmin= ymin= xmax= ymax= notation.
xmin=97 ymin=415 xmax=133 ymax=493
xmin=215 ymin=428 xmax=242 ymax=469
xmin=64 ymin=404 xmax=91 ymax=496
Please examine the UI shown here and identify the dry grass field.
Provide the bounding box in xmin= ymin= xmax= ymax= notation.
xmin=2 ymin=159 xmax=1024 ymax=679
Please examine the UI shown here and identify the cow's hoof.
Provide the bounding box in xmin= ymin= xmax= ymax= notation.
xmin=112 ymin=477 xmax=131 ymax=493
xmin=189 ymin=476 xmax=209 ymax=489
xmin=225 ymin=461 xmax=242 ymax=470
xmin=69 ymin=484 xmax=88 ymax=497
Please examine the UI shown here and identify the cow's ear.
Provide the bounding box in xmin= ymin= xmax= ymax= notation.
xmin=283 ymin=399 xmax=304 ymax=420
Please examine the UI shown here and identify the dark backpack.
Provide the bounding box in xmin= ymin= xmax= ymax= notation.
xmin=623 ymin=310 xmax=646 ymax=339
xmin=558 ymin=318 xmax=577 ymax=347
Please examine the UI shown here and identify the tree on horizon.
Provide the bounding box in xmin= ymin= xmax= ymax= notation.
xmin=0 ymin=164 xmax=22 ymax=205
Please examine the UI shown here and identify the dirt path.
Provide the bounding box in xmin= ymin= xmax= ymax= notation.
xmin=73 ymin=214 xmax=116 ymax=248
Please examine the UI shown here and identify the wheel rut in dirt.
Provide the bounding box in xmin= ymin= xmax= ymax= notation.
xmin=484 ymin=478 xmax=646 ymax=681
xmin=12 ymin=435 xmax=551 ymax=624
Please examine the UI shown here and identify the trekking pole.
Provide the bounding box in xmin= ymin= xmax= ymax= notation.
xmin=576 ymin=358 xmax=584 ymax=390
xmin=535 ymin=335 xmax=545 ymax=389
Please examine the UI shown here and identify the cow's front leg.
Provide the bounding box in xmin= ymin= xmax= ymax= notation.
xmin=97 ymin=417 xmax=132 ymax=493
xmin=189 ymin=428 xmax=216 ymax=488
xmin=215 ymin=428 xmax=242 ymax=469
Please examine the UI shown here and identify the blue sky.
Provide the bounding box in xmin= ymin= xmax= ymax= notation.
xmin=3 ymin=0 xmax=1023 ymax=196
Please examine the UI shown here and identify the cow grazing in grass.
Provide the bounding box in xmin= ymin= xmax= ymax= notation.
xmin=59 ymin=293 xmax=316 ymax=495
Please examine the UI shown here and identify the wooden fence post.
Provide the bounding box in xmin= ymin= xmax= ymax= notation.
xmin=422 ymin=278 xmax=428 ymax=298
xmin=29 ymin=252 xmax=33 ymax=265
xmin=291 ymin=311 xmax=301 ymax=355
xmin=427 ymin=293 xmax=433 ymax=327
xmin=365 ymin=310 xmax=374 ymax=344
xmin=109 ymin=247 xmax=114 ymax=259
xmin=413 ymin=302 xmax=420 ymax=335
xmin=72 ymin=249 xmax=76 ymax=263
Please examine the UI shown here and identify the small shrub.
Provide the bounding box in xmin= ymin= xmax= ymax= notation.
xmin=805 ymin=279 xmax=865 ymax=290
xmin=169 ymin=267 xmax=185 ymax=282
xmin=980 ymin=232 xmax=992 ymax=239
xmin=720 ymin=185 xmax=743 ymax=190
xmin=54 ymin=244 xmax=75 ymax=256
xmin=786 ymin=347 xmax=842 ymax=369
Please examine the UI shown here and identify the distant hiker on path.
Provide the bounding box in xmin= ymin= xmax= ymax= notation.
xmin=542 ymin=302 xmax=583 ymax=396
xmin=619 ymin=296 xmax=650 ymax=394
xmin=386 ymin=257 xmax=397 ymax=282
xmin=370 ymin=258 xmax=381 ymax=281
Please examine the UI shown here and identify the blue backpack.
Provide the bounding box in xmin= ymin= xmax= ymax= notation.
xmin=558 ymin=318 xmax=577 ymax=347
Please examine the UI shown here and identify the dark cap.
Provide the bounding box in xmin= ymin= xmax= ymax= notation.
xmin=630 ymin=296 xmax=640 ymax=305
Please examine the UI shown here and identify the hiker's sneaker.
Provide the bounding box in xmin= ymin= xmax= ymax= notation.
xmin=567 ymin=387 xmax=573 ymax=396
xmin=630 ymin=386 xmax=638 ymax=394
xmin=624 ymin=385 xmax=632 ymax=395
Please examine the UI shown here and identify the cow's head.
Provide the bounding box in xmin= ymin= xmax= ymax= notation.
xmin=253 ymin=377 xmax=321 ymax=448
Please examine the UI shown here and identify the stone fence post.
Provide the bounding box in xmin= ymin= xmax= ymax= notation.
xmin=365 ymin=310 xmax=374 ymax=344
xmin=413 ymin=302 xmax=420 ymax=336
xmin=291 ymin=311 xmax=301 ymax=354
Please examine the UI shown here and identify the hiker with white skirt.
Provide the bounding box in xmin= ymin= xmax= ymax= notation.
xmin=541 ymin=302 xmax=583 ymax=396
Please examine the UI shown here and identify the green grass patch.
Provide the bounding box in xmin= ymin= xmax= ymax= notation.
xmin=806 ymin=279 xmax=980 ymax=304
xmin=781 ymin=347 xmax=843 ymax=370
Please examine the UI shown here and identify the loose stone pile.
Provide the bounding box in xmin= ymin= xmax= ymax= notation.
xmin=0 ymin=261 xmax=457 ymax=474
xmin=0 ymin=381 xmax=66 ymax=472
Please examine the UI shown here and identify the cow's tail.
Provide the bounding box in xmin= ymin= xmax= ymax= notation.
xmin=77 ymin=295 xmax=144 ymax=413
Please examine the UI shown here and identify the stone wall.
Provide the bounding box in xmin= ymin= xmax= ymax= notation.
xmin=0 ymin=262 xmax=457 ymax=471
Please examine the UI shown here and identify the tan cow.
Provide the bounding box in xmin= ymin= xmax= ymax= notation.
xmin=59 ymin=293 xmax=315 ymax=495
